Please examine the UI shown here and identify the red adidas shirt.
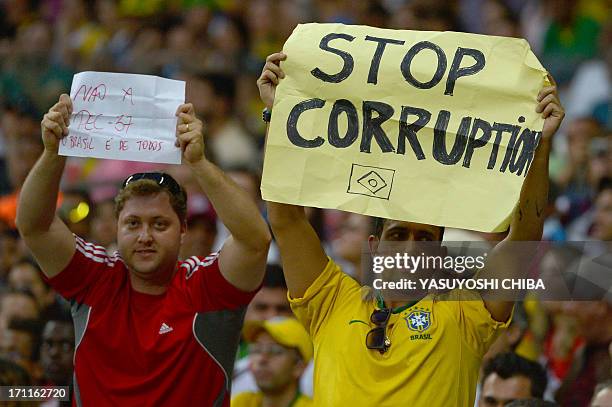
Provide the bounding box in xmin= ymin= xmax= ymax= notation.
xmin=44 ymin=236 xmax=257 ymax=407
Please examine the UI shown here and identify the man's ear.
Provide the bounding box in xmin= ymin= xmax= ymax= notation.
xmin=180 ymin=221 xmax=187 ymax=245
xmin=368 ymin=235 xmax=379 ymax=257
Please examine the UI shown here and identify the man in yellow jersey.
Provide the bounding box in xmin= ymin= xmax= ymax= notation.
xmin=257 ymin=52 xmax=564 ymax=406
xmin=232 ymin=317 xmax=313 ymax=407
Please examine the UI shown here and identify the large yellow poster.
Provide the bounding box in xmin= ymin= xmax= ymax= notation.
xmin=261 ymin=23 xmax=547 ymax=232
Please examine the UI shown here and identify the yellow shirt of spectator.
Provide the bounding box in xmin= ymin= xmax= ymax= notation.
xmin=289 ymin=259 xmax=511 ymax=406
xmin=231 ymin=391 xmax=313 ymax=407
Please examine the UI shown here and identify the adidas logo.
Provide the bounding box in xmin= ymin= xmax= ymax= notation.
xmin=159 ymin=323 xmax=173 ymax=334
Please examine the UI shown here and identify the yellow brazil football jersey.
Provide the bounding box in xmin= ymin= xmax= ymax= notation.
xmin=289 ymin=259 xmax=511 ymax=407
xmin=231 ymin=391 xmax=313 ymax=407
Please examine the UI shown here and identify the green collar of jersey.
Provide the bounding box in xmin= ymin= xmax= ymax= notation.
xmin=376 ymin=292 xmax=418 ymax=314
xmin=287 ymin=389 xmax=302 ymax=407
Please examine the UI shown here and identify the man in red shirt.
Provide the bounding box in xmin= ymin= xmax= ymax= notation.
xmin=15 ymin=94 xmax=272 ymax=406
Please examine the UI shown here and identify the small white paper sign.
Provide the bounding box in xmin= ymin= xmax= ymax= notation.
xmin=59 ymin=71 xmax=185 ymax=164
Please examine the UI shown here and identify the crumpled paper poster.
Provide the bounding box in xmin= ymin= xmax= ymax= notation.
xmin=262 ymin=23 xmax=547 ymax=232
xmin=60 ymin=71 xmax=185 ymax=164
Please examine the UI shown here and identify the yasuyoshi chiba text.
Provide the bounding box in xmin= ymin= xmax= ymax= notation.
xmin=372 ymin=278 xmax=546 ymax=291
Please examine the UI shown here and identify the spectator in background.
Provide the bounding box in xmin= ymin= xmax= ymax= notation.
xmin=39 ymin=318 xmax=74 ymax=389
xmin=0 ymin=358 xmax=37 ymax=407
xmin=227 ymin=167 xmax=263 ymax=211
xmin=89 ymin=199 xmax=117 ymax=251
xmin=0 ymin=357 xmax=32 ymax=389
xmin=7 ymin=259 xmax=68 ymax=321
xmin=591 ymin=380 xmax=612 ymax=406
xmin=407 ymin=0 xmax=459 ymax=31
xmin=592 ymin=178 xmax=612 ymax=242
xmin=182 ymin=4 xmax=212 ymax=41
xmin=567 ymin=176 xmax=612 ymax=243
xmin=244 ymin=264 xmax=292 ymax=323
xmin=213 ymin=167 xmax=266 ymax=254
xmin=184 ymin=72 xmax=258 ymax=169
xmin=1 ymin=318 xmax=42 ymax=382
xmin=0 ymin=229 xmax=23 ymax=280
xmin=244 ymin=0 xmax=285 ymax=63
xmin=330 ymin=213 xmax=372 ymax=281
xmin=479 ymin=352 xmax=548 ymax=407
xmin=118 ymin=23 xmax=165 ymax=75
xmin=481 ymin=0 xmax=521 ymax=37
xmin=206 ymin=14 xmax=249 ymax=76
xmin=0 ymin=21 xmax=72 ymax=115
xmin=179 ymin=197 xmax=218 ymax=260
xmin=232 ymin=317 xmax=313 ymax=407
xmin=483 ymin=305 xmax=530 ymax=363
xmin=556 ymin=298 xmax=612 ymax=406
xmin=0 ymin=289 xmax=39 ymax=331
xmin=234 ymin=264 xmax=294 ymax=394
xmin=0 ymin=109 xmax=44 ymax=229
xmin=555 ymin=118 xmax=602 ymax=221
xmin=53 ymin=0 xmax=108 ymax=71
xmin=588 ymin=137 xmax=611 ymax=194
xmin=160 ymin=25 xmax=206 ymax=79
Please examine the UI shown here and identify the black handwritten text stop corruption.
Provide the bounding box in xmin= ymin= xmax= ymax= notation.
xmin=285 ymin=33 xmax=541 ymax=177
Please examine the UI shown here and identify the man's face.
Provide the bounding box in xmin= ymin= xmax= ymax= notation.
xmin=378 ymin=220 xmax=442 ymax=244
xmin=185 ymin=77 xmax=214 ymax=118
xmin=245 ymin=287 xmax=292 ymax=322
xmin=8 ymin=263 xmax=48 ymax=307
xmin=249 ymin=332 xmax=303 ymax=393
xmin=561 ymin=301 xmax=610 ymax=342
xmin=0 ymin=294 xmax=39 ymax=331
xmin=332 ymin=213 xmax=371 ymax=266
xmin=40 ymin=321 xmax=74 ymax=385
xmin=370 ymin=220 xmax=444 ymax=285
xmin=228 ymin=171 xmax=259 ymax=205
xmin=90 ymin=200 xmax=117 ymax=248
xmin=1 ymin=329 xmax=34 ymax=366
xmin=479 ymin=373 xmax=533 ymax=407
xmin=592 ymin=190 xmax=612 ymax=241
xmin=180 ymin=219 xmax=216 ymax=260
xmin=117 ymin=193 xmax=184 ymax=277
xmin=4 ymin=117 xmax=43 ymax=189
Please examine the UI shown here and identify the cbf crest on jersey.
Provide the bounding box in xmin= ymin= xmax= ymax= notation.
xmin=405 ymin=309 xmax=431 ymax=332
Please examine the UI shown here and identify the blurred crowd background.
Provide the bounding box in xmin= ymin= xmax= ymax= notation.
xmin=0 ymin=0 xmax=610 ymax=406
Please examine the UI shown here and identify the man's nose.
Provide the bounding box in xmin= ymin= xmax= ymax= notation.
xmin=262 ymin=308 xmax=278 ymax=321
xmin=48 ymin=344 xmax=61 ymax=358
xmin=137 ymin=225 xmax=153 ymax=243
xmin=402 ymin=239 xmax=421 ymax=256
xmin=250 ymin=353 xmax=269 ymax=366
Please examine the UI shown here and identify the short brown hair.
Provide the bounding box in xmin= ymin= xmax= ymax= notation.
xmin=372 ymin=217 xmax=445 ymax=240
xmin=114 ymin=179 xmax=187 ymax=223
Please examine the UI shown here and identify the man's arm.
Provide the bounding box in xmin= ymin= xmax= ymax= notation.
xmin=258 ymin=52 xmax=329 ymax=298
xmin=267 ymin=202 xmax=328 ymax=298
xmin=16 ymin=94 xmax=76 ymax=278
xmin=175 ymin=103 xmax=271 ymax=292
xmin=484 ymin=75 xmax=565 ymax=322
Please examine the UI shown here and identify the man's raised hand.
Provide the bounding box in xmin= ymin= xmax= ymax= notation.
xmin=537 ymin=73 xmax=565 ymax=141
xmin=257 ymin=52 xmax=287 ymax=109
xmin=175 ymin=103 xmax=205 ymax=164
xmin=41 ymin=94 xmax=72 ymax=153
